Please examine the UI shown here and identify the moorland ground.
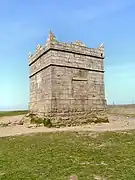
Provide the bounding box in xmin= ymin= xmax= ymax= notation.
xmin=0 ymin=105 xmax=135 ymax=179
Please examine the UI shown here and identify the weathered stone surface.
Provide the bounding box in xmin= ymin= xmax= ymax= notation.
xmin=28 ymin=31 xmax=108 ymax=126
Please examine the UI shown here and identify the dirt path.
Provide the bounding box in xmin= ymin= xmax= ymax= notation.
xmin=0 ymin=114 xmax=135 ymax=137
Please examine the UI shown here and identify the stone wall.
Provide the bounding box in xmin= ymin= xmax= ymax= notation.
xmin=30 ymin=66 xmax=52 ymax=114
xmin=28 ymin=31 xmax=108 ymax=126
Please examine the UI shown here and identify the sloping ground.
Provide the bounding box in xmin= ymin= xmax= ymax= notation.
xmin=0 ymin=105 xmax=135 ymax=137
xmin=0 ymin=115 xmax=24 ymax=125
xmin=1 ymin=130 xmax=135 ymax=179
xmin=1 ymin=106 xmax=135 ymax=179
xmin=0 ymin=114 xmax=135 ymax=137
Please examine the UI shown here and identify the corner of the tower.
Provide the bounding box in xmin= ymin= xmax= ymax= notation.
xmin=98 ymin=43 xmax=104 ymax=57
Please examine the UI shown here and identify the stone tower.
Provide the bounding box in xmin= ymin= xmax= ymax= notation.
xmin=28 ymin=31 xmax=108 ymax=126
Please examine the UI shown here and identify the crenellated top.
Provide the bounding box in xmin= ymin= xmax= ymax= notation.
xmin=28 ymin=31 xmax=104 ymax=65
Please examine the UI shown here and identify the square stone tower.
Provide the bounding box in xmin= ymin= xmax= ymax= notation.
xmin=28 ymin=31 xmax=108 ymax=126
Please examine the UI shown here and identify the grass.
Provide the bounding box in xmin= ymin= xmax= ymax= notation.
xmin=0 ymin=131 xmax=135 ymax=179
xmin=0 ymin=110 xmax=28 ymax=118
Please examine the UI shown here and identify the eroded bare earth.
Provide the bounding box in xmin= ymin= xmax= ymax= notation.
xmin=0 ymin=112 xmax=135 ymax=137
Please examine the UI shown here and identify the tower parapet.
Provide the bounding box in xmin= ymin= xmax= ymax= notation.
xmin=28 ymin=31 xmax=104 ymax=66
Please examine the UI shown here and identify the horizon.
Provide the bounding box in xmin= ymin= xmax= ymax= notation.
xmin=1 ymin=103 xmax=135 ymax=112
xmin=0 ymin=0 xmax=135 ymax=111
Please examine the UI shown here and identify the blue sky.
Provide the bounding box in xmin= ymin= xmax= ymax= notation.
xmin=0 ymin=0 xmax=135 ymax=110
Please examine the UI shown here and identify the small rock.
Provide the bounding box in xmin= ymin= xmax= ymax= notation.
xmin=25 ymin=113 xmax=30 ymax=117
xmin=36 ymin=123 xmax=44 ymax=127
xmin=93 ymin=175 xmax=106 ymax=180
xmin=27 ymin=124 xmax=37 ymax=128
xmin=69 ymin=175 xmax=78 ymax=180
xmin=39 ymin=123 xmax=44 ymax=127
xmin=18 ymin=121 xmax=24 ymax=125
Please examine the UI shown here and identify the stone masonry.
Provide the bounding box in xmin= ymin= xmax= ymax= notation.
xmin=28 ymin=31 xmax=108 ymax=126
